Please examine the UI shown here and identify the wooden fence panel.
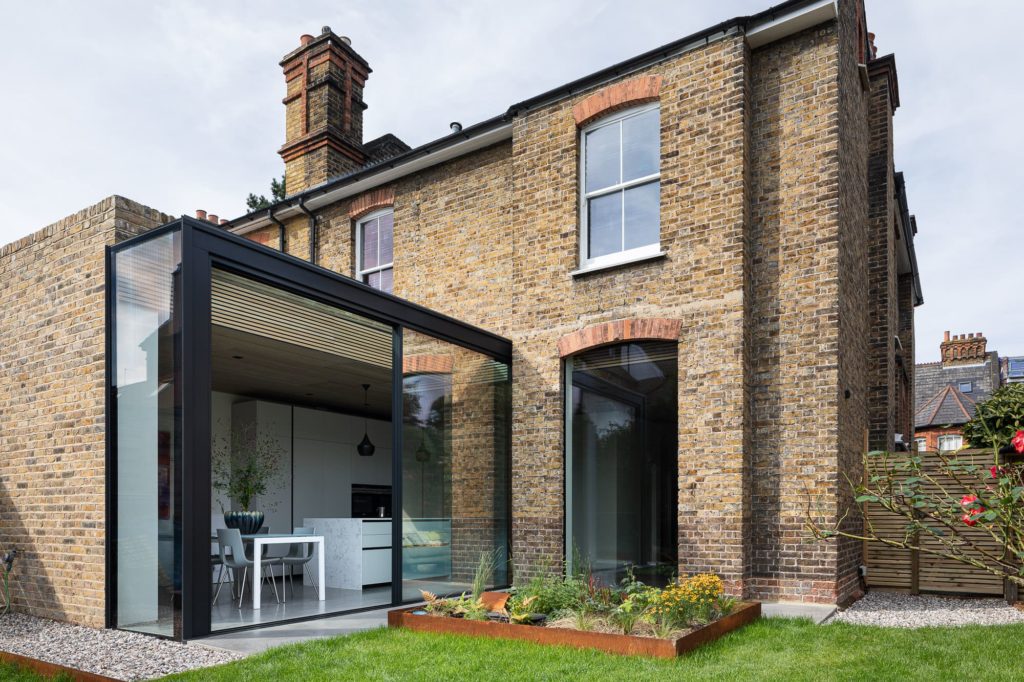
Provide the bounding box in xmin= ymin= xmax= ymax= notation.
xmin=865 ymin=449 xmax=1006 ymax=596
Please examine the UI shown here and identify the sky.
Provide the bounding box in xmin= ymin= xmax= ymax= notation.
xmin=0 ymin=1 xmax=1020 ymax=361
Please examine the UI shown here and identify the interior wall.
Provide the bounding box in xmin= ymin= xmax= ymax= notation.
xmin=211 ymin=392 xmax=392 ymax=535
xmin=293 ymin=406 xmax=392 ymax=525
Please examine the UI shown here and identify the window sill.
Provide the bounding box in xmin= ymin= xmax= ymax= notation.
xmin=570 ymin=251 xmax=667 ymax=278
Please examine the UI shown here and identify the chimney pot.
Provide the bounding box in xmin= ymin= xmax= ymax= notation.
xmin=196 ymin=209 xmax=207 ymax=220
xmin=220 ymin=219 xmax=229 ymax=226
xmin=300 ymin=34 xmax=314 ymax=46
xmin=450 ymin=121 xmax=463 ymax=133
xmin=340 ymin=36 xmax=352 ymax=46
xmin=321 ymin=25 xmax=331 ymax=35
xmin=208 ymin=214 xmax=218 ymax=224
xmin=944 ymin=331 xmax=950 ymax=342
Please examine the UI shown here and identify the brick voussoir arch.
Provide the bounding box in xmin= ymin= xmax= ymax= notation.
xmin=349 ymin=187 xmax=395 ymax=220
xmin=572 ymin=75 xmax=664 ymax=127
xmin=557 ymin=318 xmax=681 ymax=358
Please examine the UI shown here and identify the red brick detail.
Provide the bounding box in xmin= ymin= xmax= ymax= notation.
xmin=403 ymin=354 xmax=454 ymax=375
xmin=349 ymin=187 xmax=395 ymax=220
xmin=572 ymin=75 xmax=664 ymax=127
xmin=557 ymin=318 xmax=681 ymax=358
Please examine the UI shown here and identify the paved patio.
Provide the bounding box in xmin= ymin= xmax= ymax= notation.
xmin=200 ymin=607 xmax=391 ymax=654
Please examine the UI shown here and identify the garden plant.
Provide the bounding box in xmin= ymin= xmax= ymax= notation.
xmin=419 ymin=556 xmax=736 ymax=639
xmin=808 ymin=383 xmax=1024 ymax=587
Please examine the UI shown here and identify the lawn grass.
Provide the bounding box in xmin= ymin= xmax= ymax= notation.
xmin=0 ymin=659 xmax=72 ymax=681
xmin=162 ymin=618 xmax=1024 ymax=681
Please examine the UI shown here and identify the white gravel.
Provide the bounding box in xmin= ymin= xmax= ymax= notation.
xmin=830 ymin=591 xmax=1024 ymax=628
xmin=0 ymin=613 xmax=243 ymax=681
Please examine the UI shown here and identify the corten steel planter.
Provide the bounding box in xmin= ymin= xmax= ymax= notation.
xmin=388 ymin=600 xmax=761 ymax=658
xmin=0 ymin=650 xmax=118 ymax=682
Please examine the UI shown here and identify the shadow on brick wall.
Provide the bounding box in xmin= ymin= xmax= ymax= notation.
xmin=0 ymin=481 xmax=66 ymax=622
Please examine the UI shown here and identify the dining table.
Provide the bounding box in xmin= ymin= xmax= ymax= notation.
xmin=212 ymin=531 xmax=326 ymax=609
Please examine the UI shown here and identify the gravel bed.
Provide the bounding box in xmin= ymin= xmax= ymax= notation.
xmin=0 ymin=613 xmax=243 ymax=681
xmin=830 ymin=591 xmax=1024 ymax=628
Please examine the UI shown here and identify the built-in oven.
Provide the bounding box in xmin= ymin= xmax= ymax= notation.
xmin=352 ymin=484 xmax=392 ymax=518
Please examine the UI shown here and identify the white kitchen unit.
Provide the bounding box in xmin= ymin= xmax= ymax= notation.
xmin=304 ymin=518 xmax=392 ymax=589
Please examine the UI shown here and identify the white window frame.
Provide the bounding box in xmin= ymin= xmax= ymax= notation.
xmin=578 ymin=103 xmax=662 ymax=273
xmin=355 ymin=208 xmax=394 ymax=291
xmin=937 ymin=434 xmax=963 ymax=452
xmin=915 ymin=437 xmax=927 ymax=452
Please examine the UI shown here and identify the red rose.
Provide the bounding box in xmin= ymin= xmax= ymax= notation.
xmin=991 ymin=465 xmax=1002 ymax=479
xmin=1012 ymin=430 xmax=1024 ymax=454
xmin=962 ymin=513 xmax=978 ymax=527
xmin=960 ymin=494 xmax=978 ymax=507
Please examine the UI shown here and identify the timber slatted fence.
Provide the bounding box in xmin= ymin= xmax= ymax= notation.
xmin=865 ymin=448 xmax=1007 ymax=596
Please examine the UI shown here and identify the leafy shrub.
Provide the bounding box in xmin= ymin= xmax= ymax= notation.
xmin=962 ymin=384 xmax=1024 ymax=450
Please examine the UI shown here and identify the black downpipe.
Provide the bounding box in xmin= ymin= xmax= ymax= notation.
xmin=297 ymin=197 xmax=317 ymax=265
xmin=268 ymin=207 xmax=286 ymax=253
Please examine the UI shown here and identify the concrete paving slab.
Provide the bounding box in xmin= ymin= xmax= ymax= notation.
xmin=199 ymin=607 xmax=390 ymax=655
xmin=761 ymin=601 xmax=836 ymax=624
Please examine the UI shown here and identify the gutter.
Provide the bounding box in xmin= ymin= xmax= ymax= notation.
xmin=225 ymin=0 xmax=836 ymax=235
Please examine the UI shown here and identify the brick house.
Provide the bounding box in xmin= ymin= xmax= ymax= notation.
xmin=915 ymin=332 xmax=1003 ymax=452
xmin=0 ymin=0 xmax=922 ymax=640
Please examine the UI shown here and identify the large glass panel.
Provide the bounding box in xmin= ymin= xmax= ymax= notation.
xmin=566 ymin=341 xmax=677 ymax=587
xmin=208 ymin=269 xmax=394 ymax=630
xmin=401 ymin=330 xmax=510 ymax=600
xmin=113 ymin=229 xmax=182 ymax=636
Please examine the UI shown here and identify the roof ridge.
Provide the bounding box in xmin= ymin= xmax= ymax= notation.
xmin=926 ymin=385 xmax=952 ymax=425
xmin=947 ymin=387 xmax=975 ymax=421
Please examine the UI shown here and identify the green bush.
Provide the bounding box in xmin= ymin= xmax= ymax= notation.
xmin=962 ymin=383 xmax=1024 ymax=449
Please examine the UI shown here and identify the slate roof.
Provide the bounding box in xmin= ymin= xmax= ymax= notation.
xmin=915 ymin=351 xmax=1000 ymax=428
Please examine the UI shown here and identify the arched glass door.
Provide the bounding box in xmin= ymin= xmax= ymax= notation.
xmin=565 ymin=341 xmax=678 ymax=586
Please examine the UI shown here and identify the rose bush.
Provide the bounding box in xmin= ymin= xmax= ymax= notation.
xmin=808 ymin=390 xmax=1024 ymax=588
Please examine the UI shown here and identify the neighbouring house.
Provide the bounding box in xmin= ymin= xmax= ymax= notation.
xmin=1001 ymin=354 xmax=1024 ymax=384
xmin=0 ymin=0 xmax=923 ymax=641
xmin=914 ymin=332 xmax=1001 ymax=453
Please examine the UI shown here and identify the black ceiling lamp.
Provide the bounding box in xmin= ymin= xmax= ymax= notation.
xmin=357 ymin=384 xmax=375 ymax=457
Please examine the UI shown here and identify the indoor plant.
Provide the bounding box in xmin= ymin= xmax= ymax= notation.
xmin=212 ymin=421 xmax=285 ymax=533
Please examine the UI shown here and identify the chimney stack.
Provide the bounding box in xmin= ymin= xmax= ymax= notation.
xmin=278 ymin=27 xmax=371 ymax=195
xmin=940 ymin=331 xmax=988 ymax=366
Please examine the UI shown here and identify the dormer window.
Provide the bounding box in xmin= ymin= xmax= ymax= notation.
xmin=579 ymin=104 xmax=660 ymax=271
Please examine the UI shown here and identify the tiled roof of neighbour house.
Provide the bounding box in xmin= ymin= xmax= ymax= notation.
xmin=914 ymin=351 xmax=1000 ymax=428
xmin=915 ymin=385 xmax=977 ymax=428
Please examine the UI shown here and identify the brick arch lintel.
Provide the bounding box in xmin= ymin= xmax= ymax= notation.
xmin=557 ymin=318 xmax=681 ymax=358
xmin=572 ymin=75 xmax=664 ymax=127
xmin=349 ymin=187 xmax=395 ymax=221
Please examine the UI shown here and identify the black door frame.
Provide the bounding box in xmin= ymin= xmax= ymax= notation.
xmin=106 ymin=217 xmax=512 ymax=640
